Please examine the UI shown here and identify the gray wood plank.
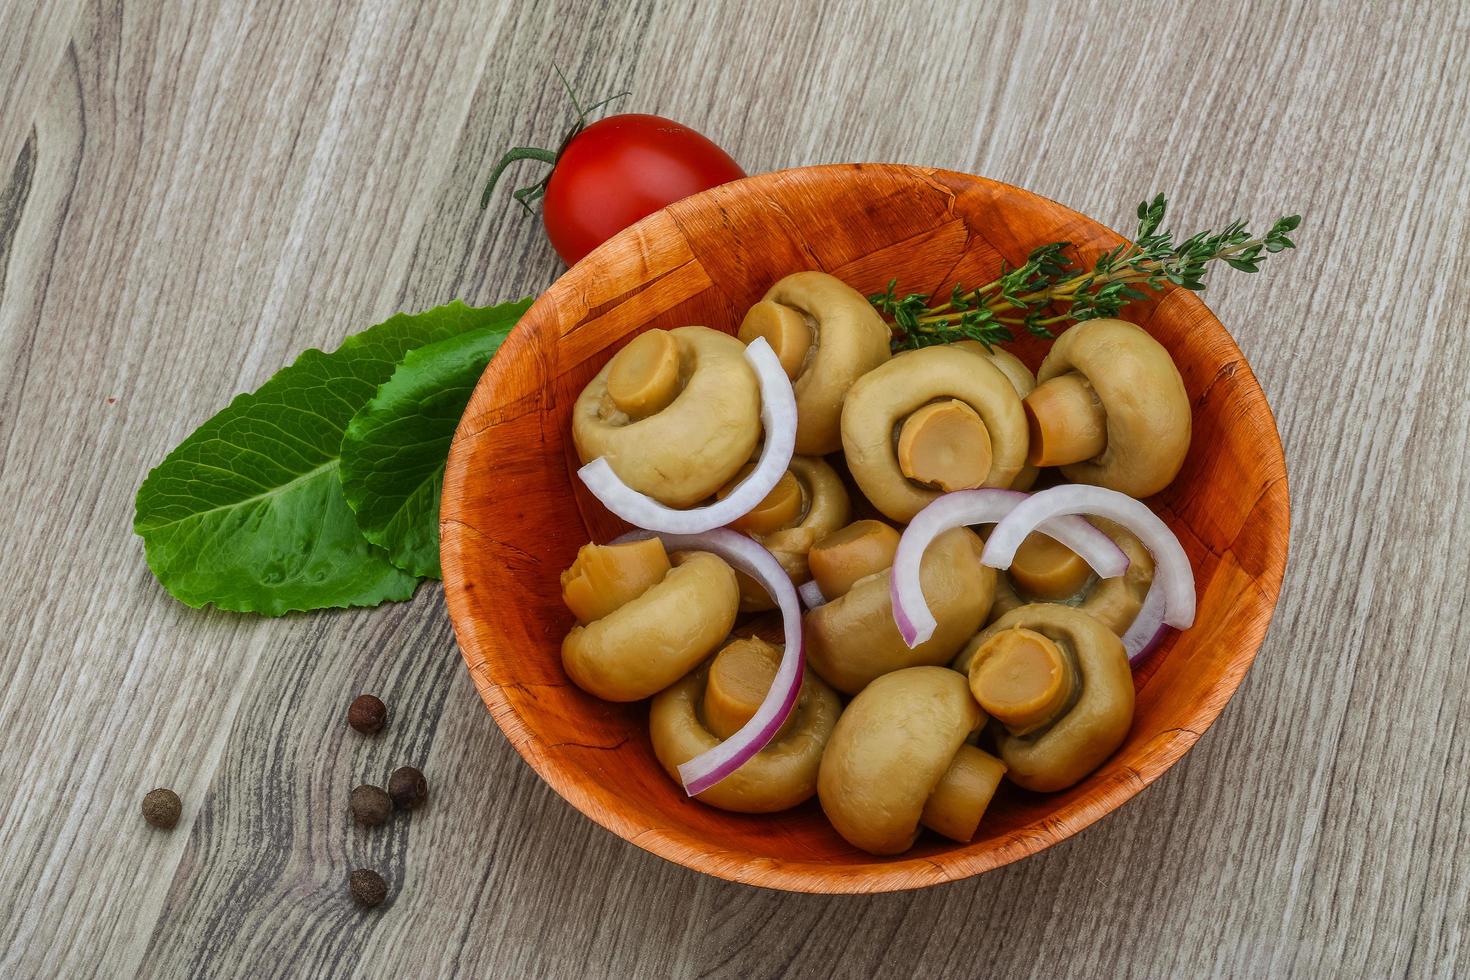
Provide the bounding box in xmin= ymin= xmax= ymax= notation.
xmin=1 ymin=0 xmax=1466 ymax=976
xmin=0 ymin=0 xmax=85 ymax=177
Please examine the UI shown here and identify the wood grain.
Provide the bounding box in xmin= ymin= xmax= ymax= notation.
xmin=0 ymin=0 xmax=84 ymax=178
xmin=441 ymin=163 xmax=1288 ymax=892
xmin=0 ymin=0 xmax=1466 ymax=974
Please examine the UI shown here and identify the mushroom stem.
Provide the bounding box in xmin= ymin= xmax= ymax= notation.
xmin=1009 ymin=532 xmax=1093 ymax=601
xmin=702 ymin=638 xmax=794 ymax=741
xmin=1023 ymin=372 xmax=1108 ymax=467
xmin=560 ymin=538 xmax=672 ymax=624
xmin=897 ymin=399 xmax=994 ymax=492
xmin=806 ymin=520 xmax=900 ymax=600
xmin=606 ymin=328 xmax=682 ymax=418
xmin=968 ymin=627 xmax=1078 ymax=735
xmin=721 ymin=465 xmax=804 ymax=535
xmin=738 ymin=300 xmax=813 ymax=379
xmin=919 ymin=745 xmax=1007 ymax=843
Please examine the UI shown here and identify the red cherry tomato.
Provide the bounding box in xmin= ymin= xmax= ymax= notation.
xmin=540 ymin=114 xmax=744 ymax=264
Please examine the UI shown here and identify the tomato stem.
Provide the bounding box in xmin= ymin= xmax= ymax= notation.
xmin=480 ymin=67 xmax=632 ymax=214
xmin=480 ymin=147 xmax=558 ymax=212
xmin=553 ymin=65 xmax=586 ymax=120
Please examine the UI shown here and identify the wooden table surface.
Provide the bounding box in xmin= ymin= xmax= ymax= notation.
xmin=2 ymin=1 xmax=1466 ymax=976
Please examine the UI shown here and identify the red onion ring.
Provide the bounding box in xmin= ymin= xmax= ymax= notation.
xmin=890 ymin=488 xmax=1130 ymax=648
xmin=1121 ymin=580 xmax=1168 ymax=664
xmin=981 ymin=484 xmax=1196 ymax=630
xmin=798 ymin=579 xmax=827 ymax=609
xmin=613 ymin=528 xmax=802 ymax=796
xmin=577 ymin=338 xmax=797 ymax=534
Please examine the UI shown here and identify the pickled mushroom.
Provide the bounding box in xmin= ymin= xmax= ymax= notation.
xmin=651 ymin=637 xmax=841 ymax=813
xmin=560 ymin=540 xmax=739 ymax=701
xmin=738 ymin=272 xmax=892 ymax=455
xmin=573 ymin=326 xmax=762 ymax=508
xmin=818 ymin=667 xmax=1006 ymax=854
xmin=841 ymin=346 xmax=1028 ymax=522
xmin=1024 ymin=319 xmax=1190 ymax=498
xmin=956 ymin=603 xmax=1134 ymax=792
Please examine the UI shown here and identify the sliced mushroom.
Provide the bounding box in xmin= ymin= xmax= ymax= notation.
xmin=1024 ymin=319 xmax=1190 ymax=498
xmin=573 ymin=326 xmax=761 ymax=508
xmin=952 ymin=341 xmax=1040 ymax=491
xmin=651 ymin=637 xmax=841 ymax=813
xmin=561 ymin=541 xmax=739 ymax=701
xmin=955 ymin=604 xmax=1134 ymax=792
xmin=738 ymin=272 xmax=891 ymax=455
xmin=988 ymin=517 xmax=1155 ymax=634
xmin=841 ymin=346 xmax=1028 ymax=521
xmin=805 ymin=526 xmax=994 ymax=695
xmin=722 ymin=456 xmax=851 ymax=611
xmin=818 ymin=667 xmax=1006 ymax=854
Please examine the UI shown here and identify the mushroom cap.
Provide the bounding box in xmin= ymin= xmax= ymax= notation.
xmin=741 ymin=272 xmax=892 ymax=455
xmin=1036 ymin=319 xmax=1190 ymax=498
xmin=805 ymin=526 xmax=994 ymax=695
xmin=958 ymin=603 xmax=1134 ymax=792
xmin=841 ymin=346 xmax=1028 ymax=522
xmin=949 ymin=341 xmax=1035 ymax=397
xmin=562 ymin=551 xmax=739 ymax=701
xmin=987 ymin=518 xmax=1156 ymax=635
xmin=818 ymin=667 xmax=982 ymax=855
xmin=572 ymin=326 xmax=761 ymax=508
xmin=650 ymin=649 xmax=842 ymax=813
xmin=737 ymin=455 xmax=853 ymax=610
xmin=952 ymin=341 xmax=1040 ymax=491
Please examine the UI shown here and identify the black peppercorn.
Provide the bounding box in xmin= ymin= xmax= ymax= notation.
xmin=350 ymin=784 xmax=393 ymax=826
xmin=387 ymin=766 xmax=428 ymax=810
xmin=142 ymin=788 xmax=182 ymax=829
xmin=347 ymin=694 xmax=387 ymax=735
xmin=349 ymin=868 xmax=388 ymax=908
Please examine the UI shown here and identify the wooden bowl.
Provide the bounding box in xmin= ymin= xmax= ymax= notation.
xmin=441 ymin=164 xmax=1289 ymax=893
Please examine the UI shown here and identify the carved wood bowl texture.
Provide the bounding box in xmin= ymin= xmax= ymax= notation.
xmin=441 ymin=164 xmax=1289 ymax=893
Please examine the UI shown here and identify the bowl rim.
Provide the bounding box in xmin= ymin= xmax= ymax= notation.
xmin=442 ymin=163 xmax=1291 ymax=894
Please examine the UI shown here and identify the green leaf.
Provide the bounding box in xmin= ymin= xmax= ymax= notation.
xmin=134 ymin=300 xmax=510 ymax=615
xmin=340 ymin=299 xmax=531 ymax=578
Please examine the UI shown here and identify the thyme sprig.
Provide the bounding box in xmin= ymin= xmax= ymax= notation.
xmin=871 ymin=194 xmax=1301 ymax=352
